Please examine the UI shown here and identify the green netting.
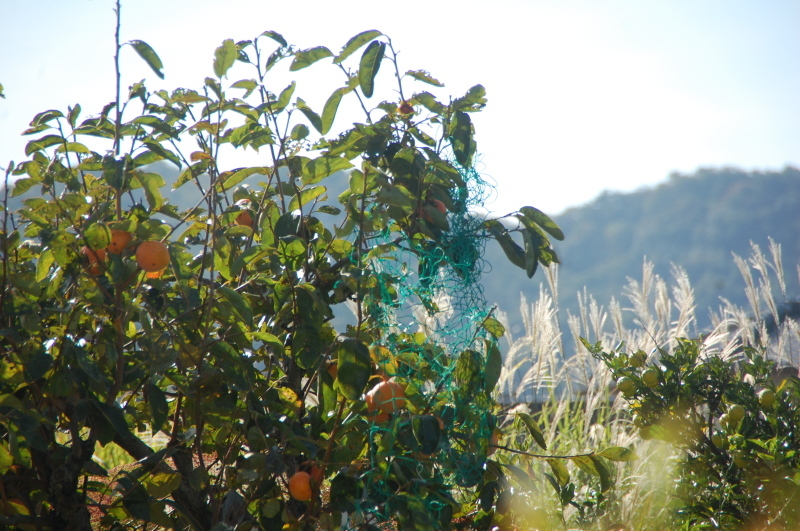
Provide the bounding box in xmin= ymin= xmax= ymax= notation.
xmin=345 ymin=162 xmax=501 ymax=526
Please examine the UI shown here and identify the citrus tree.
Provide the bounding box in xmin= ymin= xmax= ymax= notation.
xmin=0 ymin=11 xmax=573 ymax=530
xmin=591 ymin=338 xmax=800 ymax=529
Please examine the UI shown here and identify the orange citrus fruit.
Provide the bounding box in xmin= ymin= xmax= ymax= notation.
xmin=81 ymin=246 xmax=107 ymax=275
xmin=107 ymin=230 xmax=133 ymax=254
xmin=288 ymin=471 xmax=312 ymax=502
xmin=135 ymin=240 xmax=170 ymax=273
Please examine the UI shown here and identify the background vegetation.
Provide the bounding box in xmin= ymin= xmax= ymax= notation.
xmin=483 ymin=166 xmax=800 ymax=338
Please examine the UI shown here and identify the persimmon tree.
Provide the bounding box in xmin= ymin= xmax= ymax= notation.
xmin=0 ymin=9 xmax=571 ymax=531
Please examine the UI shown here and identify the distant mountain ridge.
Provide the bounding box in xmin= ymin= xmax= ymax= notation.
xmin=482 ymin=166 xmax=800 ymax=338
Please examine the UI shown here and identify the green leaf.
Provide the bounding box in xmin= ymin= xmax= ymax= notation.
xmin=288 ymin=185 xmax=327 ymax=212
xmin=501 ymin=462 xmax=537 ymax=490
xmin=148 ymin=380 xmax=169 ymax=433
xmin=273 ymin=81 xmax=296 ymax=113
xmin=143 ymin=141 xmax=181 ymax=169
xmin=334 ymin=30 xmax=383 ymax=64
xmin=448 ymin=110 xmax=474 ymax=166
xmin=252 ymin=331 xmax=284 ymax=355
xmin=129 ymin=40 xmax=164 ymax=79
xmin=598 ymin=446 xmax=638 ymax=461
xmin=520 ymin=206 xmax=565 ymax=241
xmin=230 ymin=79 xmax=257 ymax=97
xmin=218 ymin=286 xmax=253 ymax=327
xmin=217 ymin=166 xmax=268 ymax=191
xmin=546 ymin=458 xmax=570 ymax=486
xmin=482 ymin=316 xmax=505 ymax=339
xmin=67 ymin=103 xmax=81 ymax=128
xmin=375 ymin=184 xmax=415 ymax=210
xmin=10 ymin=272 xmax=41 ymax=298
xmin=259 ymin=30 xmax=287 ymax=48
xmin=0 ymin=83 xmax=4 ymax=99
xmin=290 ymin=124 xmax=309 ymax=140
xmin=132 ymin=171 xmax=165 ymax=210
xmin=405 ymin=69 xmax=444 ymax=87
xmin=591 ymin=455 xmax=613 ymax=492
xmin=517 ymin=412 xmax=547 ymax=450
xmin=414 ymin=92 xmax=446 ymax=114
xmin=30 ymin=109 xmax=64 ymax=127
xmin=213 ymin=39 xmax=238 ymax=78
xmin=412 ymin=415 xmax=442 ymax=455
xmin=11 ymin=178 xmax=38 ymax=197
xmin=94 ymin=402 xmax=132 ymax=443
xmin=321 ymin=87 xmax=352 ymax=135
xmin=36 ymin=249 xmax=55 ymax=282
xmin=484 ymin=341 xmax=502 ymax=394
xmin=302 ymin=156 xmax=354 ymax=185
xmin=358 ymin=41 xmax=386 ymax=98
xmin=290 ymin=46 xmax=333 ymax=71
xmin=232 ymin=244 xmax=274 ymax=277
xmin=453 ymin=84 xmax=487 ymax=111
xmin=84 ymin=223 xmax=112 ymax=250
xmin=493 ymin=232 xmax=525 ymax=271
xmin=0 ymin=394 xmax=25 ymax=412
xmin=570 ymin=455 xmax=597 ymax=475
xmin=330 ymin=473 xmax=360 ymax=512
xmin=522 ymin=229 xmax=539 ymax=279
xmin=25 ymin=134 xmax=64 ymax=155
xmin=144 ymin=471 xmax=181 ymax=499
xmin=334 ymin=339 xmax=371 ymax=400
xmin=296 ymin=98 xmax=322 ymax=133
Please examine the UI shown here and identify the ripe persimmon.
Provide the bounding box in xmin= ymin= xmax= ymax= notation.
xmin=325 ymin=362 xmax=338 ymax=380
xmin=107 ymin=230 xmax=133 ymax=254
xmin=81 ymin=246 xmax=106 ymax=275
xmin=431 ymin=199 xmax=446 ymax=214
xmin=397 ymin=101 xmax=415 ymax=115
xmin=365 ymin=408 xmax=390 ymax=423
xmin=309 ymin=465 xmax=323 ymax=485
xmin=135 ymin=240 xmax=170 ymax=273
xmin=367 ymin=380 xmax=405 ymax=414
xmin=235 ymin=210 xmax=254 ymax=227
xmin=288 ymin=471 xmax=312 ymax=501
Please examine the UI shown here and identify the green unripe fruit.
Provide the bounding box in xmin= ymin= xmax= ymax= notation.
xmin=630 ymin=351 xmax=647 ymax=368
xmin=728 ymin=404 xmax=745 ymax=422
xmin=758 ymin=389 xmax=776 ymax=408
xmin=732 ymin=449 xmax=747 ymax=468
xmin=711 ymin=433 xmax=724 ymax=447
xmin=616 ymin=376 xmax=636 ymax=396
xmin=639 ymin=426 xmax=653 ymax=440
xmin=642 ymin=368 xmax=659 ymax=388
xmin=719 ymin=413 xmax=732 ymax=429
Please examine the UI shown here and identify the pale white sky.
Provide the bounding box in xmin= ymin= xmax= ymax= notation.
xmin=1 ymin=0 xmax=798 ymax=215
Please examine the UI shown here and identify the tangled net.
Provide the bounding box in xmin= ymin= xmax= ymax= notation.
xmin=346 ymin=163 xmax=503 ymax=526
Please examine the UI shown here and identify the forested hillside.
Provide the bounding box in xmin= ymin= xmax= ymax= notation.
xmin=484 ymin=166 xmax=800 ymax=338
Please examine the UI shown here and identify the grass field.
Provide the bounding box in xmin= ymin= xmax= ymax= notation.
xmin=494 ymin=238 xmax=800 ymax=529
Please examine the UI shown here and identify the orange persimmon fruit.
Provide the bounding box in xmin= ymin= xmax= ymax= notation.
xmin=81 ymin=246 xmax=107 ymax=275
xmin=288 ymin=471 xmax=312 ymax=502
xmin=135 ymin=240 xmax=170 ymax=273
xmin=107 ymin=230 xmax=133 ymax=254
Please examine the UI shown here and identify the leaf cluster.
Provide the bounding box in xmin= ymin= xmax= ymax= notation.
xmin=589 ymin=337 xmax=800 ymax=529
xmin=0 ymin=26 xmax=563 ymax=531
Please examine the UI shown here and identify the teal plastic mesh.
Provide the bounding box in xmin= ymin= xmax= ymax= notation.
xmin=348 ymin=163 xmax=501 ymax=526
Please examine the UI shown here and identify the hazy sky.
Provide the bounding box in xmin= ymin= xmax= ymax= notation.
xmin=1 ymin=0 xmax=797 ymax=215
